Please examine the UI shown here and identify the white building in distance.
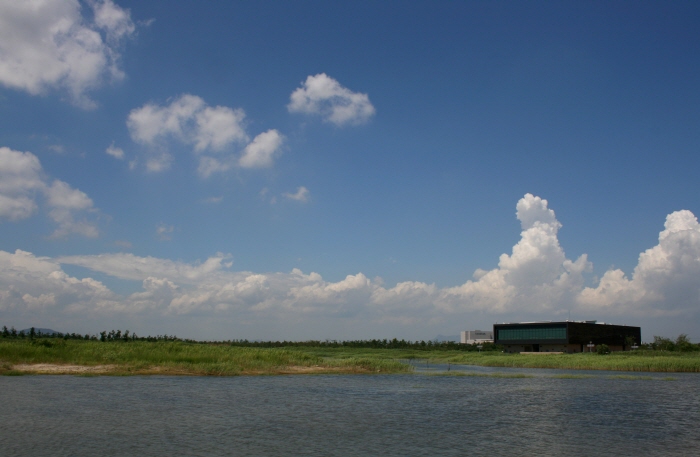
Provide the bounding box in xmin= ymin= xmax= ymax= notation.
xmin=460 ymin=330 xmax=494 ymax=344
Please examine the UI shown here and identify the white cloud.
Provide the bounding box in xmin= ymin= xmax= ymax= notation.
xmin=0 ymin=147 xmax=44 ymax=220
xmin=194 ymin=105 xmax=248 ymax=152
xmin=196 ymin=156 xmax=231 ymax=179
xmin=578 ymin=210 xmax=700 ymax=316
xmin=0 ymin=194 xmax=38 ymax=222
xmin=2 ymin=195 xmax=699 ymax=337
xmin=45 ymin=179 xmax=98 ymax=238
xmin=145 ymin=152 xmax=171 ymax=173
xmin=46 ymin=180 xmax=93 ymax=210
xmin=127 ymin=94 xmax=284 ymax=176
xmin=0 ymin=146 xmax=98 ymax=236
xmin=201 ymin=196 xmax=223 ymax=204
xmin=283 ymin=186 xmax=310 ymax=203
xmin=239 ymin=130 xmax=284 ymax=168
xmin=156 ymin=223 xmax=174 ymax=241
xmin=91 ymin=0 xmax=135 ymax=43
xmin=105 ymin=143 xmax=124 ymax=159
xmin=57 ymin=252 xmax=234 ymax=284
xmin=0 ymin=0 xmax=136 ymax=109
xmin=127 ymin=94 xmax=209 ymax=146
xmin=51 ymin=215 xmax=97 ymax=242
xmin=0 ymin=249 xmax=116 ymax=313
xmin=438 ymin=194 xmax=590 ymax=314
xmin=114 ymin=239 xmax=132 ymax=249
xmin=288 ymin=73 xmax=375 ymax=126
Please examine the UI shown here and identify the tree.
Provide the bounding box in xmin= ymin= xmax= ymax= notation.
xmin=596 ymin=344 xmax=611 ymax=355
xmin=675 ymin=334 xmax=696 ymax=352
xmin=652 ymin=336 xmax=675 ymax=351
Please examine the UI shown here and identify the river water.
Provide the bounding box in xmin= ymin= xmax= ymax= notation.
xmin=1 ymin=365 xmax=699 ymax=456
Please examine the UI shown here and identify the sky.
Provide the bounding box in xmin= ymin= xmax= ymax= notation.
xmin=1 ymin=0 xmax=699 ymax=342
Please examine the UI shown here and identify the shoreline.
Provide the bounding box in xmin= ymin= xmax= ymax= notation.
xmin=4 ymin=360 xmax=700 ymax=376
xmin=2 ymin=340 xmax=699 ymax=375
xmin=2 ymin=363 xmax=396 ymax=376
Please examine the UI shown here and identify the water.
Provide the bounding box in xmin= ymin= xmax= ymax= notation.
xmin=1 ymin=367 xmax=699 ymax=456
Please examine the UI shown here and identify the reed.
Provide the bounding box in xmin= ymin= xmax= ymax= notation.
xmin=2 ymin=340 xmax=698 ymax=375
xmin=438 ymin=351 xmax=700 ymax=372
xmin=290 ymin=347 xmax=700 ymax=372
xmin=0 ymin=340 xmax=411 ymax=376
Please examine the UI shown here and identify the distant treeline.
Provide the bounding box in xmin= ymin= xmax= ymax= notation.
xmin=225 ymin=338 xmax=502 ymax=351
xmin=2 ymin=325 xmax=698 ymax=352
xmin=0 ymin=327 xmax=184 ymax=343
xmin=0 ymin=326 xmax=495 ymax=350
xmin=644 ymin=335 xmax=699 ymax=352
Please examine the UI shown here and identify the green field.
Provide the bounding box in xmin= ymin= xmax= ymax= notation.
xmin=1 ymin=339 xmax=699 ymax=375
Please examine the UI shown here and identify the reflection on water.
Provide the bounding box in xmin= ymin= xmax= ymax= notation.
xmin=1 ymin=367 xmax=699 ymax=456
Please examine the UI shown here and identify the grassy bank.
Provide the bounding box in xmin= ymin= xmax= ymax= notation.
xmin=0 ymin=340 xmax=410 ymax=376
xmin=288 ymin=347 xmax=700 ymax=373
xmin=2 ymin=340 xmax=699 ymax=375
xmin=441 ymin=350 xmax=700 ymax=372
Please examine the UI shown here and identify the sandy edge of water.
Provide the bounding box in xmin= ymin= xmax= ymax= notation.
xmin=4 ymin=363 xmax=384 ymax=375
xmin=11 ymin=364 xmax=118 ymax=374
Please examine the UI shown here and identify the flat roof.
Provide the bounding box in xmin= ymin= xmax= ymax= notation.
xmin=496 ymin=320 xmax=630 ymax=326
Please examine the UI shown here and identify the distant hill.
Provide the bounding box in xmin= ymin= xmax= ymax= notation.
xmin=20 ymin=328 xmax=60 ymax=335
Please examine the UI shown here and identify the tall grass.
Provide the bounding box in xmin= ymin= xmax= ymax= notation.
xmin=288 ymin=347 xmax=700 ymax=372
xmin=0 ymin=340 xmax=411 ymax=376
xmin=439 ymin=351 xmax=700 ymax=372
xmin=2 ymin=340 xmax=698 ymax=375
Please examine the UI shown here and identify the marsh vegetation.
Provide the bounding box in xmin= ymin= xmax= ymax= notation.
xmin=0 ymin=339 xmax=411 ymax=375
xmin=1 ymin=327 xmax=698 ymax=375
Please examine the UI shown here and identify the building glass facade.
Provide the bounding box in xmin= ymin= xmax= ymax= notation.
xmin=493 ymin=321 xmax=642 ymax=353
xmin=497 ymin=326 xmax=566 ymax=341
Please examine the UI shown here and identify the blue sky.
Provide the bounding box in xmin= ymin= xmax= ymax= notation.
xmin=1 ymin=0 xmax=699 ymax=341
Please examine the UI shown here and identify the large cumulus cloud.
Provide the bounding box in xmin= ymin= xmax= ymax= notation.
xmin=2 ymin=194 xmax=698 ymax=335
xmin=439 ymin=194 xmax=591 ymax=314
xmin=578 ymin=209 xmax=700 ymax=316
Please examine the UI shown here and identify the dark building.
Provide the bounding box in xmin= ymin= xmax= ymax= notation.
xmin=493 ymin=321 xmax=641 ymax=353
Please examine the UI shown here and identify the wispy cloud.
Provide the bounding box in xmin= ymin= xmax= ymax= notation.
xmin=105 ymin=143 xmax=125 ymax=159
xmin=201 ymin=196 xmax=223 ymax=204
xmin=283 ymin=186 xmax=310 ymax=203
xmin=114 ymin=240 xmax=133 ymax=249
xmin=156 ymin=223 xmax=174 ymax=241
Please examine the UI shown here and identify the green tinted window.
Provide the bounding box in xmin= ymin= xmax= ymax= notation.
xmin=498 ymin=326 xmax=566 ymax=341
